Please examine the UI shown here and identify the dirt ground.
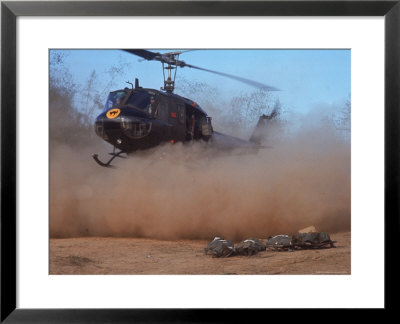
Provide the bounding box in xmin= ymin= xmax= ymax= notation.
xmin=49 ymin=232 xmax=350 ymax=275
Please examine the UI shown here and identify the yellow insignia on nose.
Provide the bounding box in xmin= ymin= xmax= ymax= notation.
xmin=106 ymin=108 xmax=121 ymax=119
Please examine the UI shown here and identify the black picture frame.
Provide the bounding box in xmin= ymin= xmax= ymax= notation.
xmin=1 ymin=0 xmax=398 ymax=321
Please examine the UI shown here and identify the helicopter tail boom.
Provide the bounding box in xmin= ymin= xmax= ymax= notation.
xmin=249 ymin=109 xmax=279 ymax=144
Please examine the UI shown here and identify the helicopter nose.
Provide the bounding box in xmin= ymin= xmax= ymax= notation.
xmin=94 ymin=119 xmax=108 ymax=140
xmin=95 ymin=115 xmax=152 ymax=142
xmin=120 ymin=116 xmax=152 ymax=139
xmin=94 ymin=117 xmax=121 ymax=140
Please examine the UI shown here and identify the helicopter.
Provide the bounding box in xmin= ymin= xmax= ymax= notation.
xmin=92 ymin=49 xmax=280 ymax=167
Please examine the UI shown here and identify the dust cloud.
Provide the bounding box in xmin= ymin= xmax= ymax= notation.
xmin=50 ymin=113 xmax=350 ymax=241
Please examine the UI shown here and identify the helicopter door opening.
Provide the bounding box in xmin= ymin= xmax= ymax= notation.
xmin=177 ymin=103 xmax=185 ymax=125
xmin=158 ymin=102 xmax=169 ymax=122
xmin=184 ymin=105 xmax=213 ymax=141
xmin=185 ymin=105 xmax=200 ymax=141
xmin=167 ymin=101 xmax=186 ymax=141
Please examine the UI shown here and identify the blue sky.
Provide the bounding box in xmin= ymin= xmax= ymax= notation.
xmin=51 ymin=49 xmax=350 ymax=116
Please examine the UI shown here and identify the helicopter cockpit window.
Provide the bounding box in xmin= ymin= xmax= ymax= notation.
xmin=103 ymin=91 xmax=127 ymax=111
xmin=126 ymin=91 xmax=155 ymax=111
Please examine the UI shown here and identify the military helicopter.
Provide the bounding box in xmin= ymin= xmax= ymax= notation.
xmin=92 ymin=49 xmax=280 ymax=167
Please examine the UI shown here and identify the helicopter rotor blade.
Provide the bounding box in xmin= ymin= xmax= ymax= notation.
xmin=122 ymin=49 xmax=160 ymax=61
xmin=183 ymin=63 xmax=281 ymax=91
xmin=123 ymin=49 xmax=181 ymax=66
xmin=163 ymin=49 xmax=196 ymax=56
xmin=122 ymin=49 xmax=185 ymax=61
xmin=123 ymin=49 xmax=280 ymax=91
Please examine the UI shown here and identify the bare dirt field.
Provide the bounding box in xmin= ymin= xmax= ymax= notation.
xmin=49 ymin=232 xmax=350 ymax=275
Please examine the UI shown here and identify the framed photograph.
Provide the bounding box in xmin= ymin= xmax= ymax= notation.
xmin=2 ymin=0 xmax=398 ymax=321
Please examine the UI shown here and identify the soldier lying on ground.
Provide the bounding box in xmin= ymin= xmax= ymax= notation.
xmin=292 ymin=232 xmax=336 ymax=249
xmin=204 ymin=237 xmax=235 ymax=258
xmin=235 ymin=238 xmax=266 ymax=256
xmin=265 ymin=235 xmax=294 ymax=251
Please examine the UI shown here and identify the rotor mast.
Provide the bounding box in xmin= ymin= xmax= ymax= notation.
xmin=161 ymin=60 xmax=178 ymax=93
xmin=161 ymin=52 xmax=181 ymax=93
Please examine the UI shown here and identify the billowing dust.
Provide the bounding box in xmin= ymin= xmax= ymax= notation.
xmin=50 ymin=115 xmax=350 ymax=241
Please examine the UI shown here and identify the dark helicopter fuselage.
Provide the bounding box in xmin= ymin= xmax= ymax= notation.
xmin=93 ymin=84 xmax=272 ymax=168
xmin=94 ymin=87 xmax=213 ymax=153
xmin=92 ymin=49 xmax=279 ymax=167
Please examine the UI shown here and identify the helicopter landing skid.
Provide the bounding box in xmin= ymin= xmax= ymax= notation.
xmin=92 ymin=150 xmax=126 ymax=168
